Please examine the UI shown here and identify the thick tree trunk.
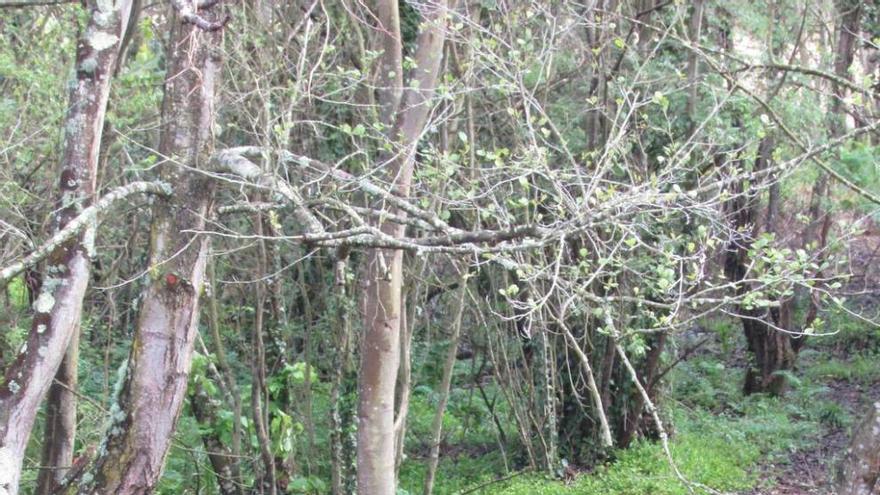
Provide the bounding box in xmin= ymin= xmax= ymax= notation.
xmin=0 ymin=1 xmax=131 ymax=493
xmin=738 ymin=1 xmax=862 ymax=396
xmin=356 ymin=2 xmax=449 ymax=493
xmin=836 ymin=401 xmax=880 ymax=495
xmin=741 ymin=319 xmax=795 ymax=396
xmin=725 ymin=138 xmax=796 ymax=396
xmin=72 ymin=6 xmax=222 ymax=493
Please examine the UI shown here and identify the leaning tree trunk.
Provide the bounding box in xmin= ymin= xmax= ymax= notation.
xmin=72 ymin=5 xmax=223 ymax=493
xmin=0 ymin=1 xmax=132 ymax=492
xmin=836 ymin=401 xmax=880 ymax=495
xmin=356 ymin=2 xmax=449 ymax=494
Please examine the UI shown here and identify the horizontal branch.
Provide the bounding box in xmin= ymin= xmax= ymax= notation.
xmin=216 ymin=201 xmax=283 ymax=215
xmin=0 ymin=0 xmax=76 ymax=8
xmin=732 ymin=63 xmax=878 ymax=97
xmin=276 ymin=150 xmax=456 ymax=233
xmin=214 ymin=147 xmax=324 ymax=234
xmin=170 ymin=0 xmax=229 ymax=31
xmin=0 ymin=181 xmax=171 ymax=287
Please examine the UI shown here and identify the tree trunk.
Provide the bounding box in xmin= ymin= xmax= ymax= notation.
xmin=423 ymin=277 xmax=466 ymax=495
xmin=619 ymin=332 xmax=666 ymax=447
xmin=72 ymin=6 xmax=222 ymax=493
xmin=356 ymin=2 xmax=449 ymax=493
xmin=35 ymin=326 xmax=80 ymax=495
xmin=836 ymin=401 xmax=880 ymax=495
xmin=188 ymin=379 xmax=243 ymax=495
xmin=0 ymin=1 xmax=132 ymax=492
xmin=727 ymin=138 xmax=798 ymax=396
xmin=685 ymin=0 xmax=705 ymax=125
xmin=738 ymin=0 xmax=862 ymax=396
xmin=330 ymin=251 xmax=356 ymax=495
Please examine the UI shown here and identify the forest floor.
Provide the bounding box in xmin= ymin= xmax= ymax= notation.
xmin=744 ymin=381 xmax=878 ymax=494
xmin=744 ymin=342 xmax=880 ymax=494
xmin=402 ymin=314 xmax=880 ymax=495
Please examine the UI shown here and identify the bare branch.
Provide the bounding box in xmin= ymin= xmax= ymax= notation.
xmin=214 ymin=147 xmax=324 ymax=234
xmin=170 ymin=0 xmax=229 ymax=31
xmin=0 ymin=0 xmax=76 ymax=8
xmin=0 ymin=181 xmax=171 ymax=287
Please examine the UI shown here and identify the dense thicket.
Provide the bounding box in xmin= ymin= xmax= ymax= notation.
xmin=1 ymin=1 xmax=878 ymax=494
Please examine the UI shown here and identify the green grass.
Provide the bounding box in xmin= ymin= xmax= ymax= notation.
xmin=804 ymin=352 xmax=880 ymax=383
xmin=397 ymin=349 xmax=829 ymax=495
xmin=469 ymin=397 xmax=820 ymax=495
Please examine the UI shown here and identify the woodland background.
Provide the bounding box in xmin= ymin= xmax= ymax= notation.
xmin=1 ymin=0 xmax=880 ymax=494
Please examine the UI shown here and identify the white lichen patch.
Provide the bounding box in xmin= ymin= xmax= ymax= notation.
xmin=79 ymin=57 xmax=98 ymax=74
xmin=0 ymin=446 xmax=14 ymax=484
xmin=36 ymin=324 xmax=46 ymax=334
xmin=89 ymin=32 xmax=119 ymax=51
xmin=83 ymin=223 xmax=97 ymax=258
xmin=95 ymin=0 xmax=113 ymax=13
xmin=94 ymin=10 xmax=113 ymax=27
xmin=7 ymin=381 xmax=19 ymax=394
xmin=34 ymin=292 xmax=55 ymax=313
xmin=79 ymin=471 xmax=94 ymax=488
xmin=37 ymin=346 xmax=47 ymax=358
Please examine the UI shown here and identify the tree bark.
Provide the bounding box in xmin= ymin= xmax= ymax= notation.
xmin=35 ymin=325 xmax=80 ymax=495
xmin=836 ymin=401 xmax=880 ymax=495
xmin=423 ymin=276 xmax=466 ymax=495
xmin=685 ymin=0 xmax=705 ymax=125
xmin=619 ymin=332 xmax=666 ymax=447
xmin=356 ymin=1 xmax=449 ymax=494
xmin=0 ymin=1 xmax=132 ymax=492
xmin=72 ymin=4 xmax=222 ymax=492
xmin=738 ymin=0 xmax=862 ymax=396
xmin=188 ymin=378 xmax=243 ymax=495
xmin=330 ymin=251 xmax=356 ymax=495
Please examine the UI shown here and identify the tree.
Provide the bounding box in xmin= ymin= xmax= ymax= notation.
xmin=357 ymin=2 xmax=450 ymax=493
xmin=836 ymin=401 xmax=880 ymax=495
xmin=71 ymin=2 xmax=224 ymax=492
xmin=0 ymin=0 xmax=133 ymax=492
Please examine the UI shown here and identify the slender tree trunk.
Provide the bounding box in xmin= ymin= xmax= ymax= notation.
xmin=0 ymin=1 xmax=132 ymax=492
xmin=72 ymin=6 xmax=223 ymax=493
xmin=423 ymin=276 xmax=466 ymax=495
xmin=619 ymin=333 xmax=666 ymax=446
xmin=357 ymin=2 xmax=449 ymax=493
xmin=35 ymin=325 xmax=80 ymax=495
xmin=537 ymin=325 xmax=558 ymax=469
xmin=188 ymin=380 xmax=243 ymax=495
xmin=330 ymin=250 xmax=355 ymax=495
xmin=205 ymin=259 xmax=243 ymax=481
xmin=685 ymin=0 xmax=705 ymax=125
xmin=252 ymin=213 xmax=278 ymax=495
xmin=836 ymin=401 xmax=880 ymax=494
xmin=393 ymin=292 xmax=413 ymax=475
